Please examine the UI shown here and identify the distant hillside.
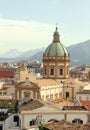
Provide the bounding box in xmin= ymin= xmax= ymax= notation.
xmin=29 ymin=50 xmax=44 ymax=62
xmin=67 ymin=40 xmax=90 ymax=65
xmin=0 ymin=49 xmax=22 ymax=58
xmin=17 ymin=47 xmax=45 ymax=58
xmin=0 ymin=40 xmax=90 ymax=65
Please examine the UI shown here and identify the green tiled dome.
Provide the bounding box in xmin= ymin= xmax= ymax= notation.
xmin=44 ymin=27 xmax=68 ymax=57
xmin=44 ymin=42 xmax=68 ymax=56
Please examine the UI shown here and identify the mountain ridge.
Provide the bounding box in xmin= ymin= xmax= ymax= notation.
xmin=0 ymin=40 xmax=90 ymax=65
xmin=0 ymin=49 xmax=22 ymax=58
xmin=67 ymin=40 xmax=90 ymax=65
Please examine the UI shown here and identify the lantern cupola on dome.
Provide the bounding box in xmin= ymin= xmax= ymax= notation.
xmin=44 ymin=27 xmax=69 ymax=57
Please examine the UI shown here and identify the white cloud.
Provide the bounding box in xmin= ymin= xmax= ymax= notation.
xmin=0 ymin=18 xmax=54 ymax=54
xmin=0 ymin=18 xmax=89 ymax=55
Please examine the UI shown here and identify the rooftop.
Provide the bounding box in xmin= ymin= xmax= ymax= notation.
xmin=19 ymin=99 xmax=44 ymax=111
xmin=80 ymin=101 xmax=90 ymax=110
xmin=0 ymin=71 xmax=14 ymax=77
xmin=52 ymin=99 xmax=74 ymax=106
xmin=35 ymin=79 xmax=60 ymax=86
xmin=77 ymin=90 xmax=90 ymax=94
xmin=62 ymin=106 xmax=87 ymax=111
xmin=44 ymin=119 xmax=90 ymax=130
xmin=0 ymin=87 xmax=8 ymax=91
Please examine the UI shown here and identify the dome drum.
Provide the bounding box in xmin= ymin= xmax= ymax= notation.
xmin=43 ymin=55 xmax=70 ymax=62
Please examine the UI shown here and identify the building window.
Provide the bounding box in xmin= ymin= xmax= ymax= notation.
xmin=13 ymin=116 xmax=19 ymax=126
xmin=86 ymin=96 xmax=89 ymax=100
xmin=50 ymin=94 xmax=53 ymax=100
xmin=59 ymin=92 xmax=62 ymax=98
xmin=3 ymin=92 xmax=6 ymax=95
xmin=30 ymin=119 xmax=36 ymax=126
xmin=0 ymin=92 xmax=2 ymax=95
xmin=45 ymin=68 xmax=46 ymax=75
xmin=66 ymin=92 xmax=69 ymax=99
xmin=72 ymin=119 xmax=83 ymax=124
xmin=50 ymin=69 xmax=54 ymax=75
xmin=67 ymin=68 xmax=68 ymax=75
xmin=0 ymin=125 xmax=3 ymax=130
xmin=42 ymin=95 xmax=44 ymax=101
xmin=55 ymin=93 xmax=58 ymax=99
xmin=60 ymin=69 xmax=63 ymax=75
xmin=48 ymin=119 xmax=59 ymax=122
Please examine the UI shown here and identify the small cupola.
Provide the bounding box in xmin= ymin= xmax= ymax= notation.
xmin=53 ymin=27 xmax=60 ymax=42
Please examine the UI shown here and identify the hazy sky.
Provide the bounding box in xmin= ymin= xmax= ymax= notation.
xmin=0 ymin=0 xmax=90 ymax=54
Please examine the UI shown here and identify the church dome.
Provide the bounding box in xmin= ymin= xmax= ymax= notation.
xmin=44 ymin=27 xmax=69 ymax=57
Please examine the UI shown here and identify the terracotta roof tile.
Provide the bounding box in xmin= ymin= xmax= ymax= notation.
xmin=19 ymin=99 xmax=44 ymax=111
xmin=0 ymin=87 xmax=8 ymax=90
xmin=80 ymin=101 xmax=90 ymax=110
xmin=62 ymin=106 xmax=87 ymax=110
xmin=0 ymin=71 xmax=14 ymax=77
xmin=44 ymin=119 xmax=90 ymax=130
